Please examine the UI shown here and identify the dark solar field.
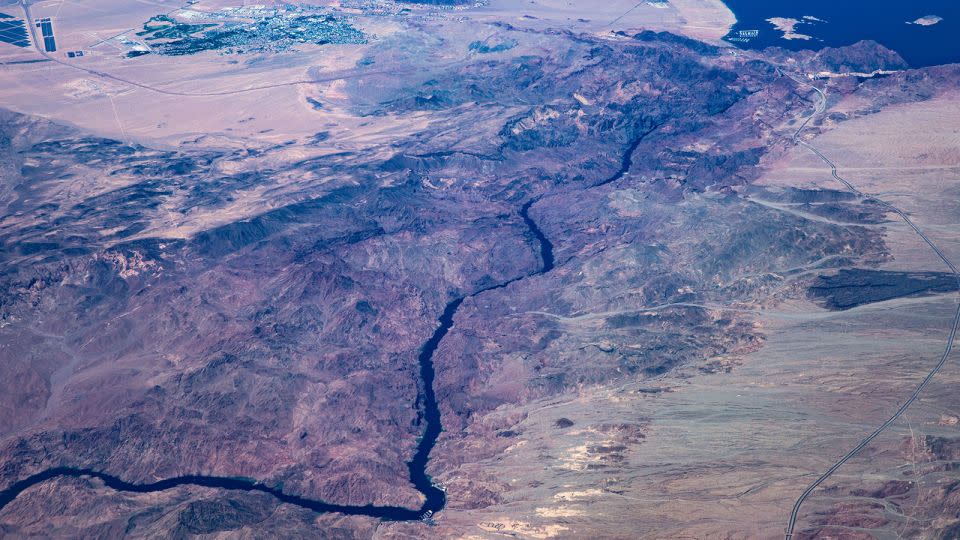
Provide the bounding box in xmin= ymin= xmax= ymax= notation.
xmin=0 ymin=13 xmax=30 ymax=48
xmin=36 ymin=18 xmax=55 ymax=52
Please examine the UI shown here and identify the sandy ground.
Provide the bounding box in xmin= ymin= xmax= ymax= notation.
xmin=10 ymin=1 xmax=959 ymax=537
xmin=0 ymin=0 xmax=735 ymax=148
xmin=391 ymin=89 xmax=960 ymax=538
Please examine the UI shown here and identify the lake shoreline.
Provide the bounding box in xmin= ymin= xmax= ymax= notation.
xmin=718 ymin=0 xmax=959 ymax=67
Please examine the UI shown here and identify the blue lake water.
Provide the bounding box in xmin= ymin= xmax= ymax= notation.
xmin=722 ymin=0 xmax=960 ymax=67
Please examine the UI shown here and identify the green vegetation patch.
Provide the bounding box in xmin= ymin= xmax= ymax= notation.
xmin=132 ymin=9 xmax=366 ymax=57
xmin=468 ymin=39 xmax=517 ymax=54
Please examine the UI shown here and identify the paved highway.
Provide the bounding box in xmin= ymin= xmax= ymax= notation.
xmin=782 ymin=72 xmax=960 ymax=539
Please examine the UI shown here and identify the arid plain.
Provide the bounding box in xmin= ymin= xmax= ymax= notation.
xmin=1 ymin=0 xmax=959 ymax=538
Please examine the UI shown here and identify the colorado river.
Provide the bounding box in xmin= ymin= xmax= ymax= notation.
xmin=0 ymin=199 xmax=556 ymax=522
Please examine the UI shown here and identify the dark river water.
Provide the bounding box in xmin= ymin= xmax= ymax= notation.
xmin=0 ymin=198 xmax=563 ymax=523
xmin=722 ymin=0 xmax=960 ymax=67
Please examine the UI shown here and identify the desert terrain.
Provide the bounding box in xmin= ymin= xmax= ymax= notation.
xmin=0 ymin=0 xmax=959 ymax=538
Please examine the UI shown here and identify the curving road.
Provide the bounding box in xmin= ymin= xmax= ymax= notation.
xmin=782 ymin=73 xmax=960 ymax=539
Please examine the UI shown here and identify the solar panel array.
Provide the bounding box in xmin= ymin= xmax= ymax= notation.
xmin=36 ymin=17 xmax=55 ymax=52
xmin=0 ymin=13 xmax=30 ymax=48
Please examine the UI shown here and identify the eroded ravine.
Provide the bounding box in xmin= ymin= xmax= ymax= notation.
xmin=0 ymin=199 xmax=556 ymax=522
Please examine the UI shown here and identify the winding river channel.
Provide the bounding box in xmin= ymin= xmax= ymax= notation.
xmin=0 ymin=199 xmax=556 ymax=522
